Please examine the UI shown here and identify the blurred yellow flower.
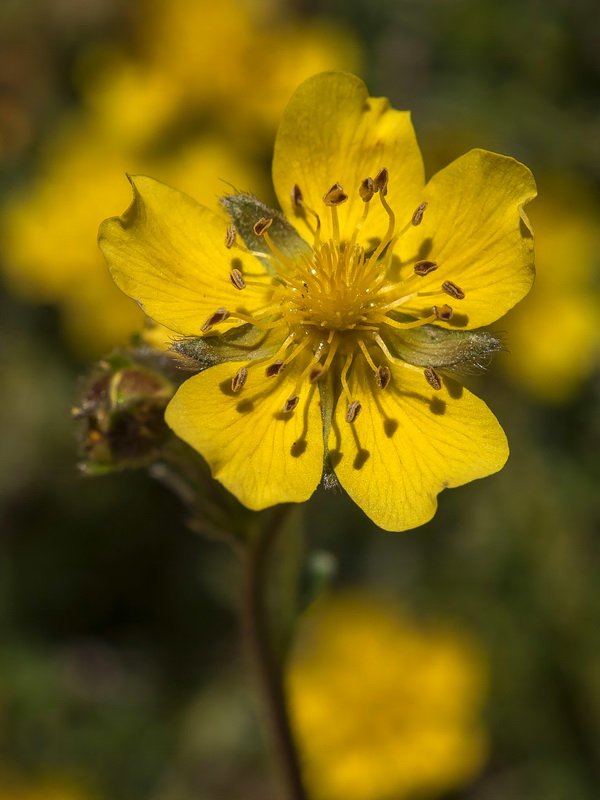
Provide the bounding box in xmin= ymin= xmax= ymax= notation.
xmin=1 ymin=132 xmax=265 ymax=354
xmin=499 ymin=179 xmax=600 ymax=403
xmin=287 ymin=593 xmax=488 ymax=800
xmin=1 ymin=0 xmax=360 ymax=355
xmin=100 ymin=72 xmax=535 ymax=530
xmin=134 ymin=0 xmax=362 ymax=137
xmin=0 ymin=774 xmax=95 ymax=800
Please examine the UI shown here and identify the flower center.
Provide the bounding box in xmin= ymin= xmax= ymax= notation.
xmin=203 ymin=169 xmax=466 ymax=422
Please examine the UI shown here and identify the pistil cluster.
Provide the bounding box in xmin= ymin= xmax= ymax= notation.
xmin=202 ymin=168 xmax=466 ymax=424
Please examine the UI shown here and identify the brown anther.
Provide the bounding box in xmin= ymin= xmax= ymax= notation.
xmin=231 ymin=366 xmax=248 ymax=393
xmin=412 ymin=202 xmax=428 ymax=225
xmin=201 ymin=308 xmax=230 ymax=332
xmin=442 ymin=280 xmax=465 ymax=300
xmin=432 ymin=304 xmax=453 ymax=321
xmin=424 ymin=367 xmax=442 ymax=391
xmin=225 ymin=224 xmax=236 ymax=249
xmin=253 ymin=217 xmax=273 ymax=236
xmin=283 ymin=394 xmax=300 ymax=413
xmin=375 ymin=365 xmax=391 ymax=390
xmin=346 ymin=400 xmax=362 ymax=423
xmin=229 ymin=268 xmax=246 ymax=290
xmin=265 ymin=360 xmax=285 ymax=378
xmin=414 ymin=260 xmax=438 ymax=276
xmin=323 ymin=183 xmax=348 ymax=206
xmin=309 ymin=367 xmax=325 ymax=383
xmin=291 ymin=183 xmax=304 ymax=207
xmin=359 ymin=177 xmax=375 ymax=202
xmin=373 ymin=168 xmax=389 ymax=196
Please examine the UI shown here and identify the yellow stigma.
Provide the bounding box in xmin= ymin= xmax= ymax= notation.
xmin=205 ymin=171 xmax=467 ymax=419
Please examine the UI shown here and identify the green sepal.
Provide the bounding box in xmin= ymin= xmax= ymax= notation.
xmin=389 ymin=324 xmax=504 ymax=371
xmin=171 ymin=324 xmax=284 ymax=369
xmin=220 ymin=193 xmax=311 ymax=275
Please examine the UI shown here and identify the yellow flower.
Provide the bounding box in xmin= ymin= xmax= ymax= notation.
xmin=287 ymin=593 xmax=488 ymax=800
xmin=1 ymin=132 xmax=265 ymax=354
xmin=2 ymin=0 xmax=359 ymax=355
xmin=498 ymin=179 xmax=600 ymax=403
xmin=99 ymin=72 xmax=536 ymax=531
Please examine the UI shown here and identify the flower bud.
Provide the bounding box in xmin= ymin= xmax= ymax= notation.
xmin=74 ymin=353 xmax=175 ymax=475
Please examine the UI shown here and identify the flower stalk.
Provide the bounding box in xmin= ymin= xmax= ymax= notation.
xmin=240 ymin=504 xmax=308 ymax=800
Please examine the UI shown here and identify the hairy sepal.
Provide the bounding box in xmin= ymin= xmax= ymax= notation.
xmin=172 ymin=324 xmax=282 ymax=369
xmin=220 ymin=193 xmax=311 ymax=276
xmin=390 ymin=324 xmax=504 ymax=372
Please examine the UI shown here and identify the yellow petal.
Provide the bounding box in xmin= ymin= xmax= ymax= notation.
xmin=166 ymin=360 xmax=324 ymax=510
xmin=98 ymin=175 xmax=269 ymax=335
xmin=329 ymin=359 xmax=508 ymax=531
xmin=398 ymin=149 xmax=536 ymax=328
xmin=273 ymin=72 xmax=424 ymax=246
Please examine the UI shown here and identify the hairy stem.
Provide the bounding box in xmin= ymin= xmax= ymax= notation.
xmin=240 ymin=504 xmax=308 ymax=800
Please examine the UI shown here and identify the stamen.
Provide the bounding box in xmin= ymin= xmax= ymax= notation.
xmin=323 ymin=184 xmax=347 ymax=244
xmin=373 ymin=168 xmax=389 ymax=196
xmin=414 ymin=260 xmax=438 ymax=276
xmin=366 ymin=173 xmax=396 ymax=266
xmin=291 ymin=185 xmax=322 ymax=245
xmin=291 ymin=184 xmax=304 ymax=208
xmin=265 ymin=360 xmax=285 ymax=377
xmin=346 ymin=400 xmax=362 ymax=423
xmin=225 ymin=224 xmax=236 ymax=249
xmin=412 ymin=202 xmax=428 ymax=226
xmin=432 ymin=304 xmax=453 ymax=321
xmin=320 ymin=332 xmax=339 ymax=374
xmin=229 ymin=268 xmax=246 ymax=290
xmin=231 ymin=366 xmax=248 ymax=392
xmin=340 ymin=351 xmax=354 ymax=400
xmin=253 ymin=218 xmax=273 ymax=236
xmin=359 ymin=177 xmax=375 ymax=202
xmin=424 ymin=367 xmax=442 ymax=390
xmin=375 ymin=365 xmax=391 ymax=389
xmin=442 ymin=281 xmax=465 ymax=300
xmin=283 ymin=394 xmax=299 ymax=413
xmin=323 ymin=184 xmax=348 ymax=206
xmin=227 ymin=311 xmax=284 ymax=330
xmin=358 ymin=339 xmax=378 ymax=372
xmin=309 ymin=367 xmax=324 ymax=383
xmin=375 ymin=312 xmax=437 ymax=330
xmin=202 ymin=308 xmax=230 ymax=332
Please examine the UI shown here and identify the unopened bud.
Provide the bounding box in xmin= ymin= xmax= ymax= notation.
xmin=75 ymin=354 xmax=174 ymax=475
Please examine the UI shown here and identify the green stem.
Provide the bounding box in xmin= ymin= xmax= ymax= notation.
xmin=241 ymin=505 xmax=308 ymax=800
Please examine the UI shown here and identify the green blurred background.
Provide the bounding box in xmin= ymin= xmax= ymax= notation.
xmin=1 ymin=0 xmax=600 ymax=797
